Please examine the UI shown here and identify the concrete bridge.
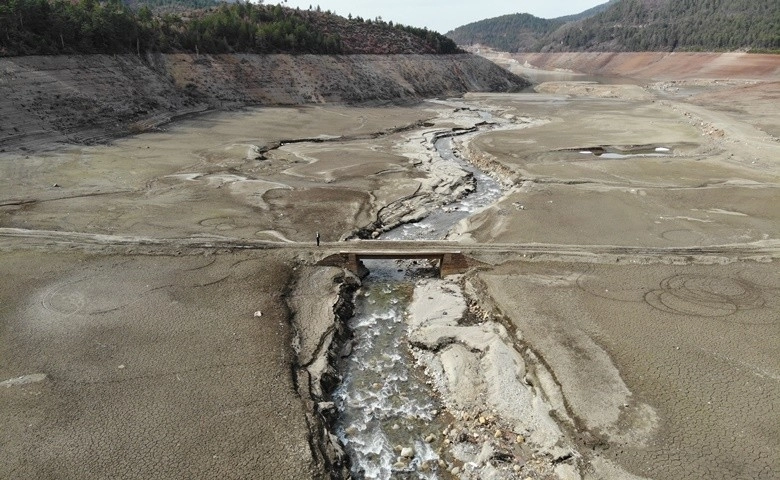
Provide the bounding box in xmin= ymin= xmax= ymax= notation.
xmin=317 ymin=251 xmax=474 ymax=277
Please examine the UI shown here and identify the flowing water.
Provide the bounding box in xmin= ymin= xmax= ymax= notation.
xmin=334 ymin=264 xmax=444 ymax=478
xmin=333 ymin=127 xmax=506 ymax=478
xmin=383 ymin=136 xmax=504 ymax=241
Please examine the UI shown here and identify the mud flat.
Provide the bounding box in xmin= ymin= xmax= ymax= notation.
xmin=0 ymin=248 xmax=314 ymax=478
xmin=0 ymin=100 xmax=523 ymax=478
xmin=440 ymin=72 xmax=778 ymax=478
xmin=2 ymin=53 xmax=779 ymax=479
xmin=471 ymin=260 xmax=778 ymax=480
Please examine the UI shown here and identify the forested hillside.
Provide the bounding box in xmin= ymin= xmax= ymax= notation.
xmin=446 ymin=14 xmax=564 ymax=52
xmin=0 ymin=0 xmax=461 ymax=56
xmin=448 ymin=0 xmax=779 ymax=53
xmin=124 ymin=0 xmax=225 ymax=9
xmin=549 ymin=0 xmax=779 ymax=52
xmin=446 ymin=0 xmax=616 ymax=51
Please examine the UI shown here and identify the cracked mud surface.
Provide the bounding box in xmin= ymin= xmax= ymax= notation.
xmin=0 ymin=250 xmax=313 ymax=479
xmin=478 ymin=261 xmax=779 ymax=479
xmin=1 ymin=57 xmax=778 ymax=479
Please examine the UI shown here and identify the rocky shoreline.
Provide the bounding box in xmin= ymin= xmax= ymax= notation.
xmin=288 ymin=266 xmax=363 ymax=478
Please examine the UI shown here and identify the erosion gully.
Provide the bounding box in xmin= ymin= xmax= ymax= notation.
xmin=333 ymin=123 xmax=504 ymax=479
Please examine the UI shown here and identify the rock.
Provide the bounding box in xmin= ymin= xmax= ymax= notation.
xmin=451 ymin=466 xmax=461 ymax=475
xmin=246 ymin=144 xmax=266 ymax=160
xmin=400 ymin=446 xmax=415 ymax=458
xmin=425 ymin=434 xmax=436 ymax=443
xmin=253 ymin=310 xmax=263 ymax=317
xmin=477 ymin=442 xmax=495 ymax=465
xmin=0 ymin=373 xmax=47 ymax=387
xmin=555 ymin=463 xmax=581 ymax=480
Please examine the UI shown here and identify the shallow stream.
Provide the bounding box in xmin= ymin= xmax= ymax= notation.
xmin=333 ymin=264 xmax=444 ymax=478
xmin=383 ymin=136 xmax=504 ymax=241
xmin=333 ymin=127 xmax=506 ymax=478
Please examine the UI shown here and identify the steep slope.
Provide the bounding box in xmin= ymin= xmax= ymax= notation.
xmin=554 ymin=0 xmax=619 ymax=22
xmin=543 ymin=0 xmax=779 ymax=52
xmin=509 ymin=51 xmax=780 ymax=80
xmin=448 ymin=0 xmax=779 ymax=53
xmin=0 ymin=53 xmax=527 ymax=150
xmin=447 ymin=14 xmax=564 ymax=52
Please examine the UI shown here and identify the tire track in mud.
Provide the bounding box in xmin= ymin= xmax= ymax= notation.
xmin=644 ymin=273 xmax=769 ymax=322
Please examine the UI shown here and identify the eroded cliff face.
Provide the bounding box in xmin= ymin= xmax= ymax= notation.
xmin=0 ymin=53 xmax=527 ymax=150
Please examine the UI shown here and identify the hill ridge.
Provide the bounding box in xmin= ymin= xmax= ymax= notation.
xmin=0 ymin=0 xmax=460 ymax=56
xmin=447 ymin=0 xmax=779 ymax=53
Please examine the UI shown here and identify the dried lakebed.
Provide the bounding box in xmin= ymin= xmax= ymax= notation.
xmin=3 ymin=78 xmax=778 ymax=480
xmin=294 ymin=89 xmax=779 ymax=480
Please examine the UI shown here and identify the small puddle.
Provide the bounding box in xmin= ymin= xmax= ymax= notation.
xmin=576 ymin=145 xmax=672 ymax=159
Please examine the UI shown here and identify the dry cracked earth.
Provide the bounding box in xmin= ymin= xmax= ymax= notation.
xmin=1 ymin=57 xmax=779 ymax=479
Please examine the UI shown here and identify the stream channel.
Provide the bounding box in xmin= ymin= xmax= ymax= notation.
xmin=333 ymin=127 xmax=505 ymax=478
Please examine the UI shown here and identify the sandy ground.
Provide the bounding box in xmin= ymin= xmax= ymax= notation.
xmin=1 ymin=54 xmax=779 ymax=479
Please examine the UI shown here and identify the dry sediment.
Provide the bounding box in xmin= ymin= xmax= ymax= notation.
xmin=0 ymin=249 xmax=316 ymax=479
xmin=2 ymin=51 xmax=778 ymax=480
xmin=435 ymin=72 xmax=779 ymax=479
xmin=471 ymin=259 xmax=779 ymax=480
xmin=405 ymin=277 xmax=580 ymax=479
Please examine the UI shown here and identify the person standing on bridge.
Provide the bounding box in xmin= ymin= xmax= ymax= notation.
xmin=316 ymin=231 xmax=320 ymax=247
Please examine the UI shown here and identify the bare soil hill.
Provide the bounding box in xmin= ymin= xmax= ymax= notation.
xmin=0 ymin=53 xmax=526 ymax=151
